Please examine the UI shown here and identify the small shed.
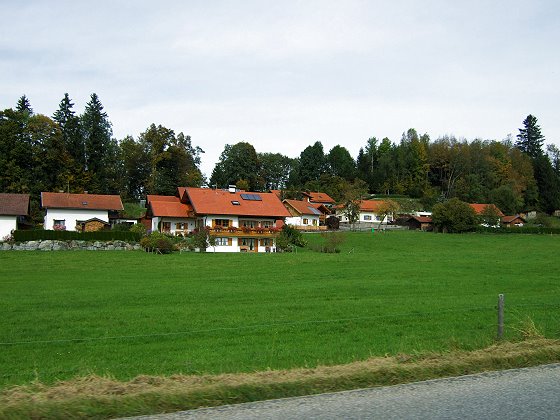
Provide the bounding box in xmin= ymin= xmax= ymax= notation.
xmin=399 ymin=215 xmax=433 ymax=231
xmin=501 ymin=215 xmax=526 ymax=228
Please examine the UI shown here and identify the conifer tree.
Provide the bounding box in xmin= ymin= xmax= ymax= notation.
xmin=516 ymin=114 xmax=545 ymax=159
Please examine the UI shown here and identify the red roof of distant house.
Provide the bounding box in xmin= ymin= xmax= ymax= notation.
xmin=333 ymin=200 xmax=389 ymax=212
xmin=41 ymin=192 xmax=123 ymax=210
xmin=0 ymin=193 xmax=30 ymax=216
xmin=185 ymin=188 xmax=291 ymax=218
xmin=310 ymin=202 xmax=332 ymax=214
xmin=149 ymin=200 xmax=193 ymax=218
xmin=469 ymin=203 xmax=504 ymax=217
xmin=502 ymin=215 xmax=525 ymax=223
xmin=147 ymin=195 xmax=180 ymax=203
xmin=302 ymin=191 xmax=335 ymax=204
xmin=283 ymin=199 xmax=325 ymax=216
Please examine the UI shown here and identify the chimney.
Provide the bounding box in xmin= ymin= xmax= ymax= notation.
xmin=84 ymin=191 xmax=88 ymax=194
xmin=228 ymin=185 xmax=236 ymax=193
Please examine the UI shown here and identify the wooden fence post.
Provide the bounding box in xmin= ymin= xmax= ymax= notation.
xmin=497 ymin=294 xmax=505 ymax=340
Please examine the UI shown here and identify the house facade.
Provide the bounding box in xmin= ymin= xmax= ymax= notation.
xmin=146 ymin=194 xmax=196 ymax=236
xmin=336 ymin=200 xmax=395 ymax=224
xmin=149 ymin=187 xmax=291 ymax=253
xmin=41 ymin=192 xmax=123 ymax=231
xmin=283 ymin=199 xmax=324 ymax=230
xmin=0 ymin=193 xmax=30 ymax=238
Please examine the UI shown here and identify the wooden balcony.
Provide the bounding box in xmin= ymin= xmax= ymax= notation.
xmin=209 ymin=227 xmax=280 ymax=237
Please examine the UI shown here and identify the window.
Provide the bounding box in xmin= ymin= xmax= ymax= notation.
xmin=215 ymin=237 xmax=230 ymax=246
xmin=312 ymin=219 xmax=318 ymax=226
xmin=53 ymin=220 xmax=65 ymax=230
xmin=214 ymin=219 xmax=230 ymax=228
xmin=175 ymin=223 xmax=186 ymax=230
xmin=261 ymin=220 xmax=272 ymax=228
xmin=260 ymin=238 xmax=272 ymax=246
xmin=162 ymin=222 xmax=171 ymax=232
xmin=363 ymin=215 xmax=372 ymax=221
xmin=240 ymin=219 xmax=257 ymax=228
xmin=303 ymin=218 xmax=309 ymax=225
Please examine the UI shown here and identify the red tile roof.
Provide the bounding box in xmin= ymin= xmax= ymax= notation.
xmin=284 ymin=199 xmax=325 ymax=216
xmin=502 ymin=215 xmax=525 ymax=223
xmin=0 ymin=193 xmax=30 ymax=216
xmin=148 ymin=196 xmax=193 ymax=218
xmin=147 ymin=195 xmax=180 ymax=203
xmin=469 ymin=203 xmax=504 ymax=217
xmin=302 ymin=191 xmax=335 ymax=204
xmin=185 ymin=188 xmax=291 ymax=218
xmin=41 ymin=192 xmax=123 ymax=211
xmin=411 ymin=215 xmax=432 ymax=223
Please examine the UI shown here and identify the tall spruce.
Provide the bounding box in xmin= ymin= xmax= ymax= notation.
xmin=516 ymin=114 xmax=545 ymax=159
xmin=81 ymin=93 xmax=113 ymax=193
xmin=53 ymin=94 xmax=85 ymax=168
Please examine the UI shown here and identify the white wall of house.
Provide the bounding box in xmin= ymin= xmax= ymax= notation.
xmin=152 ymin=217 xmax=196 ymax=235
xmin=44 ymin=208 xmax=108 ymax=231
xmin=0 ymin=215 xmax=17 ymax=238
xmin=207 ymin=236 xmax=276 ymax=253
xmin=285 ymin=215 xmax=319 ymax=226
xmin=336 ymin=210 xmax=393 ymax=224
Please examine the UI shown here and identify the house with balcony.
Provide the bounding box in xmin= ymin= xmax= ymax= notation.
xmin=0 ymin=193 xmax=30 ymax=238
xmin=41 ymin=192 xmax=123 ymax=231
xmin=145 ymin=192 xmax=196 ymax=236
xmin=184 ymin=187 xmax=290 ymax=252
xmin=148 ymin=186 xmax=290 ymax=252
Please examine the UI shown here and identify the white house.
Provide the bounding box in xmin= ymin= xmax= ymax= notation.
xmin=148 ymin=187 xmax=291 ymax=252
xmin=0 ymin=193 xmax=30 ymax=239
xmin=145 ymin=194 xmax=196 ymax=236
xmin=41 ymin=192 xmax=123 ymax=231
xmin=283 ymin=199 xmax=323 ymax=229
xmin=336 ymin=200 xmax=395 ymax=224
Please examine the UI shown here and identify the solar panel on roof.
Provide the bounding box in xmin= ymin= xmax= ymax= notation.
xmin=308 ymin=206 xmax=321 ymax=215
xmin=240 ymin=193 xmax=262 ymax=201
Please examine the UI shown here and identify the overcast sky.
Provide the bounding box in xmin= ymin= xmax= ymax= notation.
xmin=2 ymin=1 xmax=559 ymax=177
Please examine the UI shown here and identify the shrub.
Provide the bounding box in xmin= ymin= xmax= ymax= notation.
xmin=277 ymin=224 xmax=307 ymax=251
xmin=140 ymin=232 xmax=175 ymax=254
xmin=130 ymin=223 xmax=148 ymax=237
xmin=325 ymin=215 xmax=340 ymax=230
xmin=432 ymin=198 xmax=477 ymax=233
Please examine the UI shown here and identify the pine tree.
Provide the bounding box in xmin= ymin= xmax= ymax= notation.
xmin=16 ymin=95 xmax=33 ymax=115
xmin=516 ymin=114 xmax=545 ymax=159
xmin=81 ymin=93 xmax=113 ymax=193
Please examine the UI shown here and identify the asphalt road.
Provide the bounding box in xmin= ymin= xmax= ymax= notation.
xmin=127 ymin=363 xmax=560 ymax=420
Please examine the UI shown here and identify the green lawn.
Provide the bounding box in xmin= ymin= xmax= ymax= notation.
xmin=0 ymin=231 xmax=558 ymax=388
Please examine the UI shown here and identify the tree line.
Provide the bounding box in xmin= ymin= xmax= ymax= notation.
xmin=0 ymin=94 xmax=204 ymax=219
xmin=2 ymin=94 xmax=560 ymax=219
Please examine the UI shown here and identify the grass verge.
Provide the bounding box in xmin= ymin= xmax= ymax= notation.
xmin=2 ymin=338 xmax=559 ymax=419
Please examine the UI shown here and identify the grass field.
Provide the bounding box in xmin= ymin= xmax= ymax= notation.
xmin=1 ymin=231 xmax=559 ymax=390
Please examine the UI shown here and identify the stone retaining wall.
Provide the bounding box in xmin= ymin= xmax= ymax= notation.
xmin=0 ymin=240 xmax=142 ymax=251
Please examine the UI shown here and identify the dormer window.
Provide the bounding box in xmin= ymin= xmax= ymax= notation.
xmin=82 ymin=202 xmax=88 ymax=206
xmin=231 ymin=200 xmax=240 ymax=205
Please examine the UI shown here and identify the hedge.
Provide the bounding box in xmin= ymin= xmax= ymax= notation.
xmin=12 ymin=230 xmax=142 ymax=242
xmin=476 ymin=226 xmax=560 ymax=235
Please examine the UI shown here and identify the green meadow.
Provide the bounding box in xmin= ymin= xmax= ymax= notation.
xmin=1 ymin=231 xmax=559 ymax=388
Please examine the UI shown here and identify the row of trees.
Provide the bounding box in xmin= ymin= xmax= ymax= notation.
xmin=2 ymin=93 xmax=559 ymax=215
xmin=0 ymin=94 xmax=204 ymax=206
xmin=210 ymin=117 xmax=560 ymax=214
